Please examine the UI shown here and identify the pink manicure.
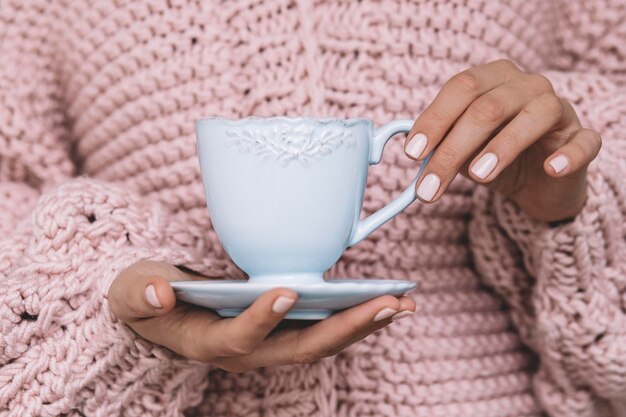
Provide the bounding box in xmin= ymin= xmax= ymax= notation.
xmin=416 ymin=173 xmax=440 ymax=201
xmin=406 ymin=133 xmax=428 ymax=159
xmin=549 ymin=155 xmax=569 ymax=174
xmin=373 ymin=308 xmax=398 ymax=322
xmin=471 ymin=153 xmax=498 ymax=179
xmin=272 ymin=296 xmax=296 ymax=314
xmin=145 ymin=284 xmax=162 ymax=308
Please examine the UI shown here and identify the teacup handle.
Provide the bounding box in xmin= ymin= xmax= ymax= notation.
xmin=348 ymin=120 xmax=432 ymax=247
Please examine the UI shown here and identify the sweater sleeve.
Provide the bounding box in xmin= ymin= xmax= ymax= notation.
xmin=0 ymin=11 xmax=211 ymax=417
xmin=469 ymin=73 xmax=626 ymax=416
xmin=0 ymin=179 xmax=217 ymax=416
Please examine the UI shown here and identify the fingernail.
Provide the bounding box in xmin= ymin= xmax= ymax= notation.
xmin=272 ymin=296 xmax=296 ymax=314
xmin=406 ymin=133 xmax=427 ymax=159
xmin=391 ymin=310 xmax=414 ymax=321
xmin=471 ymin=152 xmax=498 ymax=179
xmin=549 ymin=154 xmax=569 ymax=174
xmin=416 ymin=173 xmax=440 ymax=201
xmin=145 ymin=284 xmax=162 ymax=308
xmin=373 ymin=307 xmax=398 ymax=322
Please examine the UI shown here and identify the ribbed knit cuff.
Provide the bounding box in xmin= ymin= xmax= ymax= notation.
xmin=490 ymin=168 xmax=622 ymax=280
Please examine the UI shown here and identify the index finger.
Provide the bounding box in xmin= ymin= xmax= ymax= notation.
xmin=405 ymin=59 xmax=519 ymax=160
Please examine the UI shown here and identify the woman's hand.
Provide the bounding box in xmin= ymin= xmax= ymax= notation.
xmin=405 ymin=59 xmax=602 ymax=222
xmin=108 ymin=261 xmax=415 ymax=372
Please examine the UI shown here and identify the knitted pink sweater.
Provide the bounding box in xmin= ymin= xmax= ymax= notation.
xmin=1 ymin=1 xmax=625 ymax=416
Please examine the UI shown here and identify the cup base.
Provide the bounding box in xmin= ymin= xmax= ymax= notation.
xmin=247 ymin=273 xmax=326 ymax=285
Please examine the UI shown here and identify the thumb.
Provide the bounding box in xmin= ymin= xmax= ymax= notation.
xmin=108 ymin=261 xmax=178 ymax=322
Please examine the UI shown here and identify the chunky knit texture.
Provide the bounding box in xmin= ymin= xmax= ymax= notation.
xmin=1 ymin=1 xmax=625 ymax=416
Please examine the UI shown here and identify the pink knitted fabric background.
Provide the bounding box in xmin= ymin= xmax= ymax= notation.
xmin=1 ymin=1 xmax=625 ymax=416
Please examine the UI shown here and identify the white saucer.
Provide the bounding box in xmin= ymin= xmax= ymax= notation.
xmin=170 ymin=279 xmax=416 ymax=320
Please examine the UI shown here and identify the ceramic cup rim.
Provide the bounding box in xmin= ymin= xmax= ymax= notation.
xmin=195 ymin=116 xmax=374 ymax=129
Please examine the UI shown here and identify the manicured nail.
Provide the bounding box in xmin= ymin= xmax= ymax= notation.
xmin=416 ymin=173 xmax=440 ymax=201
xmin=391 ymin=310 xmax=414 ymax=321
xmin=406 ymin=133 xmax=427 ymax=159
xmin=145 ymin=284 xmax=162 ymax=308
xmin=471 ymin=152 xmax=498 ymax=179
xmin=373 ymin=307 xmax=398 ymax=322
xmin=549 ymin=154 xmax=569 ymax=174
xmin=272 ymin=296 xmax=296 ymax=314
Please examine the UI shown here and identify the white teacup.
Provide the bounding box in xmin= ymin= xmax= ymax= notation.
xmin=196 ymin=117 xmax=430 ymax=284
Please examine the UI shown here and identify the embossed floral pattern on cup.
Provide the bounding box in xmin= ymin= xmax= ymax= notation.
xmin=226 ymin=123 xmax=356 ymax=163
